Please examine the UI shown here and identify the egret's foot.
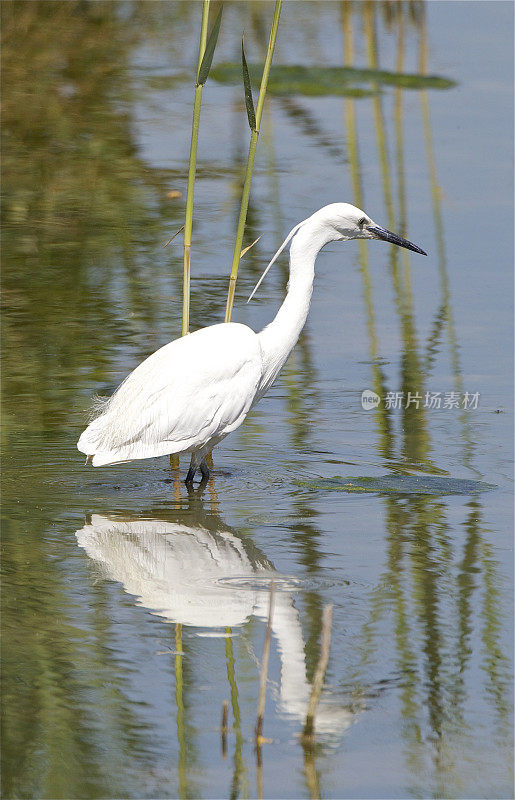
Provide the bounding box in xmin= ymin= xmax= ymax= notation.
xmin=185 ymin=456 xmax=210 ymax=485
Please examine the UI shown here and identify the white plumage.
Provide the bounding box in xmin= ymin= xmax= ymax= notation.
xmin=77 ymin=203 xmax=426 ymax=480
xmin=78 ymin=323 xmax=261 ymax=467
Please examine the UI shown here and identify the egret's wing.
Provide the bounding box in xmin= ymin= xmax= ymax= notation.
xmin=77 ymin=323 xmax=262 ymax=463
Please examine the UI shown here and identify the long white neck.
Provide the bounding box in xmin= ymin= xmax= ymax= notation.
xmin=256 ymin=220 xmax=337 ymax=396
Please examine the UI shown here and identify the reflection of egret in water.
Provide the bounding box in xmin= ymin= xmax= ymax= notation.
xmin=76 ymin=510 xmax=356 ymax=738
xmin=76 ymin=513 xmax=270 ymax=629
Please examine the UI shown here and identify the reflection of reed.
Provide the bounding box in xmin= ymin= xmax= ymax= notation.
xmin=339 ymin=1 xmax=511 ymax=787
xmin=393 ymin=12 xmax=412 ymax=294
xmin=302 ymin=743 xmax=321 ymax=800
xmin=479 ymin=531 xmax=512 ymax=735
xmin=250 ymin=9 xmax=322 ymax=460
xmin=342 ymin=1 xmax=393 ymax=460
xmin=174 ymin=623 xmax=187 ymax=799
xmin=277 ymin=97 xmax=347 ymax=163
xmin=364 ymin=0 xmax=432 ymax=470
xmin=418 ymin=6 xmax=476 ymax=471
xmin=359 ymin=487 xmax=511 ymax=788
xmin=225 ymin=633 xmax=248 ymax=800
xmin=2 ymin=511 xmax=157 ymax=798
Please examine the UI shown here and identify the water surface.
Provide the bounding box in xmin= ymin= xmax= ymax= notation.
xmin=2 ymin=2 xmax=513 ymax=798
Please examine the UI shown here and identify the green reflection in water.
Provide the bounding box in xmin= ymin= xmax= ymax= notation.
xmin=1 ymin=1 xmax=179 ymax=442
xmin=342 ymin=0 xmax=394 ymax=460
xmin=2 ymin=507 xmax=158 ymax=798
xmin=337 ymin=1 xmax=511 ymax=793
xmin=0 ymin=4 xmax=183 ymax=797
xmin=225 ymin=633 xmax=249 ymax=800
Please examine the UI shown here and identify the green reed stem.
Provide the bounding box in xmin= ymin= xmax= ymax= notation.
xmin=224 ymin=0 xmax=282 ymax=322
xmin=182 ymin=1 xmax=211 ymax=336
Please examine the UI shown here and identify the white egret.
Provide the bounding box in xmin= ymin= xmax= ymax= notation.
xmin=77 ymin=203 xmax=426 ymax=482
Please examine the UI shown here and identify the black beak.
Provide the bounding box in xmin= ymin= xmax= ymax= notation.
xmin=368 ymin=224 xmax=427 ymax=256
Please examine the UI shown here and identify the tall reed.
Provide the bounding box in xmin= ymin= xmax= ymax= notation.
xmin=182 ymin=1 xmax=222 ymax=335
xmin=224 ymin=1 xmax=282 ymax=322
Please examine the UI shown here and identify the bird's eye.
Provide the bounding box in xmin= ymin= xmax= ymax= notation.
xmin=358 ymin=217 xmax=367 ymax=227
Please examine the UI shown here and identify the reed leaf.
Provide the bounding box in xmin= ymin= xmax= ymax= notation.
xmin=197 ymin=5 xmax=223 ymax=86
xmin=241 ymin=35 xmax=256 ymax=131
xmin=163 ymin=224 xmax=185 ymax=248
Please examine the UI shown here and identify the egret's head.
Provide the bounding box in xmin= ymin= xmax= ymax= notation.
xmin=247 ymin=202 xmax=427 ymax=302
xmin=315 ymin=202 xmax=427 ymax=255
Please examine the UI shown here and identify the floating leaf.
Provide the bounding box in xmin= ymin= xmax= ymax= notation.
xmin=197 ymin=5 xmax=223 ymax=87
xmin=295 ymin=474 xmax=495 ymax=496
xmin=211 ymin=63 xmax=456 ymax=95
xmin=241 ymin=35 xmax=256 ymax=131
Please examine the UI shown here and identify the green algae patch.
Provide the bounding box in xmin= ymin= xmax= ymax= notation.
xmin=211 ymin=64 xmax=456 ymax=96
xmin=295 ymin=475 xmax=496 ymax=496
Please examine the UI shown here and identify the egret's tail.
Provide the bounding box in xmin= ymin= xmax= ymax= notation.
xmin=77 ymin=425 xmax=188 ymax=466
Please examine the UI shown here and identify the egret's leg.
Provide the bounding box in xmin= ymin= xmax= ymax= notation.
xmin=200 ymin=458 xmax=210 ymax=480
xmin=185 ymin=459 xmax=196 ymax=484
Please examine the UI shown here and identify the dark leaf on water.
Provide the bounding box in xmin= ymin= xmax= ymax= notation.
xmin=211 ymin=63 xmax=456 ymax=95
xmin=241 ymin=36 xmax=256 ymax=131
xmin=197 ymin=5 xmax=223 ymax=87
